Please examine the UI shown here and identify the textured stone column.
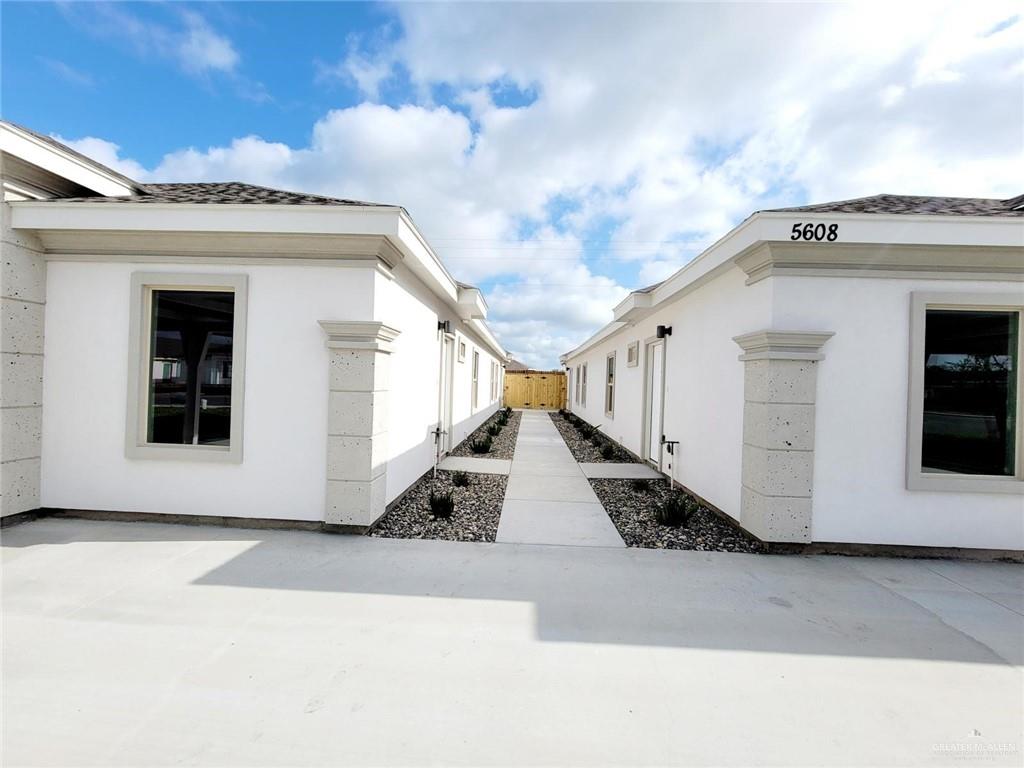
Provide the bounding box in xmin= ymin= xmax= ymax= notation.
xmin=1 ymin=205 xmax=46 ymax=518
xmin=733 ymin=331 xmax=833 ymax=543
xmin=320 ymin=321 xmax=400 ymax=530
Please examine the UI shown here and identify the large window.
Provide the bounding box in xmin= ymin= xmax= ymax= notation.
xmin=127 ymin=273 xmax=247 ymax=462
xmin=908 ymin=293 xmax=1022 ymax=493
xmin=605 ymin=352 xmax=616 ymax=416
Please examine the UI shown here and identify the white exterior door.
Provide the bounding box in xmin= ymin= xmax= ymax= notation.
xmin=645 ymin=340 xmax=665 ymax=467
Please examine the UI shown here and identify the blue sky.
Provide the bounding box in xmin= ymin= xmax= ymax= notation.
xmin=3 ymin=2 xmax=1021 ymax=367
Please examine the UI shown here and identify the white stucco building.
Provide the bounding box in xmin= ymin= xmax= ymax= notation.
xmin=563 ymin=196 xmax=1024 ymax=556
xmin=1 ymin=121 xmax=506 ymax=531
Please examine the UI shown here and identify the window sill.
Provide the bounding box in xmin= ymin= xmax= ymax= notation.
xmin=126 ymin=443 xmax=242 ymax=464
xmin=907 ymin=472 xmax=1023 ymax=495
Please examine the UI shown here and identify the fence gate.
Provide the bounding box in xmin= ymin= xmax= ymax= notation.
xmin=503 ymin=370 xmax=566 ymax=410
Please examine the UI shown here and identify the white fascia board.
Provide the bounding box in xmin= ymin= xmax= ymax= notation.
xmin=466 ymin=317 xmax=507 ymax=361
xmin=0 ymin=124 xmax=138 ymax=198
xmin=563 ymin=210 xmax=1024 ymax=360
xmin=456 ymin=286 xmax=488 ymax=320
xmin=612 ymin=290 xmax=653 ymax=322
xmin=9 ymin=199 xmax=405 ymax=236
xmin=10 ymin=197 xmax=508 ymax=357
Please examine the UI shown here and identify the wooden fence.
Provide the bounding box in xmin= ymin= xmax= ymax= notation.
xmin=503 ymin=370 xmax=566 ymax=410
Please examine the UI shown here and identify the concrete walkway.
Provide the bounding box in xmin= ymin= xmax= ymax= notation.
xmin=496 ymin=411 xmax=625 ymax=547
xmin=3 ymin=518 xmax=1022 ymax=767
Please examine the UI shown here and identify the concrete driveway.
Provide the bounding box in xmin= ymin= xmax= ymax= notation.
xmin=2 ymin=518 xmax=1022 ymax=767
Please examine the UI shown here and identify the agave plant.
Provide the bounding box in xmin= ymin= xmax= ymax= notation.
xmin=429 ymin=490 xmax=455 ymax=519
xmin=450 ymin=471 xmax=471 ymax=488
xmin=600 ymin=443 xmax=616 ymax=460
xmin=487 ymin=423 xmax=502 ymax=437
xmin=655 ymin=493 xmax=698 ymax=528
xmin=469 ymin=436 xmax=492 ymax=454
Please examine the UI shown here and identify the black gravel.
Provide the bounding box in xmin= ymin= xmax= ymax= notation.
xmin=449 ymin=410 xmax=521 ymax=460
xmin=590 ymin=478 xmax=764 ymax=553
xmin=370 ymin=470 xmax=507 ymax=543
xmin=548 ymin=412 xmax=639 ymax=463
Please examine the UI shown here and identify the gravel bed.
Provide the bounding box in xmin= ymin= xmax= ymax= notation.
xmin=449 ymin=409 xmax=521 ymax=460
xmin=548 ymin=412 xmax=639 ymax=463
xmin=589 ymin=478 xmax=764 ymax=553
xmin=370 ymin=470 xmax=508 ymax=543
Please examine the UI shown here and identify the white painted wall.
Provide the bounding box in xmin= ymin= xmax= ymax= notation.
xmin=375 ymin=264 xmax=503 ymax=505
xmin=41 ymin=260 xmax=375 ymax=521
xmin=565 ymin=267 xmax=772 ymax=521
xmin=772 ymin=275 xmax=1024 ymax=550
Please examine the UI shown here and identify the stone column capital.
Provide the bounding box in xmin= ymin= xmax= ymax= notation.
xmin=319 ymin=321 xmax=401 ymax=354
xmin=733 ymin=330 xmax=834 ymax=362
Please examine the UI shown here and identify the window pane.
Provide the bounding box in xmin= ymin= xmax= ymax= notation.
xmin=922 ymin=309 xmax=1018 ymax=476
xmin=148 ymin=290 xmax=234 ymax=446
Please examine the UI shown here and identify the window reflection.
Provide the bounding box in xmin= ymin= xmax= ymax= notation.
xmin=148 ymin=290 xmax=235 ymax=446
xmin=922 ymin=309 xmax=1018 ymax=476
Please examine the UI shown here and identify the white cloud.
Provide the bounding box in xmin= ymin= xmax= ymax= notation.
xmin=53 ymin=136 xmax=149 ymax=181
xmin=60 ymin=2 xmax=1024 ymax=367
xmin=177 ymin=11 xmax=239 ymax=75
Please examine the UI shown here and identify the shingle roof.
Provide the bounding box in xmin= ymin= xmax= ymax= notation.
xmin=766 ymin=193 xmax=1024 ymax=217
xmin=50 ymin=181 xmax=392 ymax=207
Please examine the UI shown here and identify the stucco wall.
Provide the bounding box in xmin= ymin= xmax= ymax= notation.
xmin=772 ymin=274 xmax=1024 ymax=550
xmin=376 ymin=264 xmax=502 ymax=504
xmin=565 ymin=267 xmax=772 ymax=521
xmin=41 ymin=260 xmax=375 ymax=521
xmin=1 ymin=203 xmax=46 ymax=517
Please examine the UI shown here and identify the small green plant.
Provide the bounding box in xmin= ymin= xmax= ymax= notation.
xmin=578 ymin=424 xmax=594 ymax=439
xmin=450 ymin=471 xmax=471 ymax=488
xmin=429 ymin=490 xmax=455 ymax=519
xmin=469 ymin=436 xmax=493 ymax=454
xmin=631 ymin=478 xmax=651 ymax=492
xmin=503 ymin=406 xmax=513 ymax=417
xmin=600 ymin=443 xmax=616 ymax=459
xmin=496 ymin=413 xmax=509 ymax=426
xmin=558 ymin=408 xmax=567 ymax=417
xmin=487 ymin=423 xmax=502 ymax=437
xmin=655 ymin=493 xmax=698 ymax=528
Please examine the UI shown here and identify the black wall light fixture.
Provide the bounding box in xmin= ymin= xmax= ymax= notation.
xmin=438 ymin=320 xmax=451 ymax=334
xmin=656 ymin=325 xmax=672 ymax=339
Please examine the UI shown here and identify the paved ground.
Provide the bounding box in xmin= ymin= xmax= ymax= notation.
xmin=496 ymin=410 xmax=625 ymax=546
xmin=437 ymin=456 xmax=511 ymax=474
xmin=579 ymin=462 xmax=664 ymax=479
xmin=2 ymin=518 xmax=1021 ymax=767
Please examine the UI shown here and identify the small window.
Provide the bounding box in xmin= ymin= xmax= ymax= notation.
xmin=605 ymin=352 xmax=616 ymax=416
xmin=472 ymin=350 xmax=480 ymax=410
xmin=581 ymin=363 xmax=588 ymax=407
xmin=127 ymin=273 xmax=247 ymax=462
xmin=575 ymin=365 xmax=581 ymax=404
xmin=457 ymin=339 xmax=467 ymax=363
xmin=626 ymin=341 xmax=640 ymax=367
xmin=908 ymin=293 xmax=1022 ymax=493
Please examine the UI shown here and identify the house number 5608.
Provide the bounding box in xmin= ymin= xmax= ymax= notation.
xmin=790 ymin=222 xmax=839 ymax=242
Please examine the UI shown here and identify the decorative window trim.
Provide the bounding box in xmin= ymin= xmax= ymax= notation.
xmin=575 ymin=365 xmax=581 ymax=404
xmin=906 ymin=291 xmax=1023 ymax=494
xmin=581 ymin=362 xmax=588 ymax=407
xmin=471 ymin=349 xmax=480 ymax=410
xmin=626 ymin=340 xmax=640 ymax=367
xmin=457 ymin=338 xmax=467 ymax=363
xmin=605 ymin=351 xmax=616 ymax=417
xmin=126 ymin=272 xmax=248 ymax=463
